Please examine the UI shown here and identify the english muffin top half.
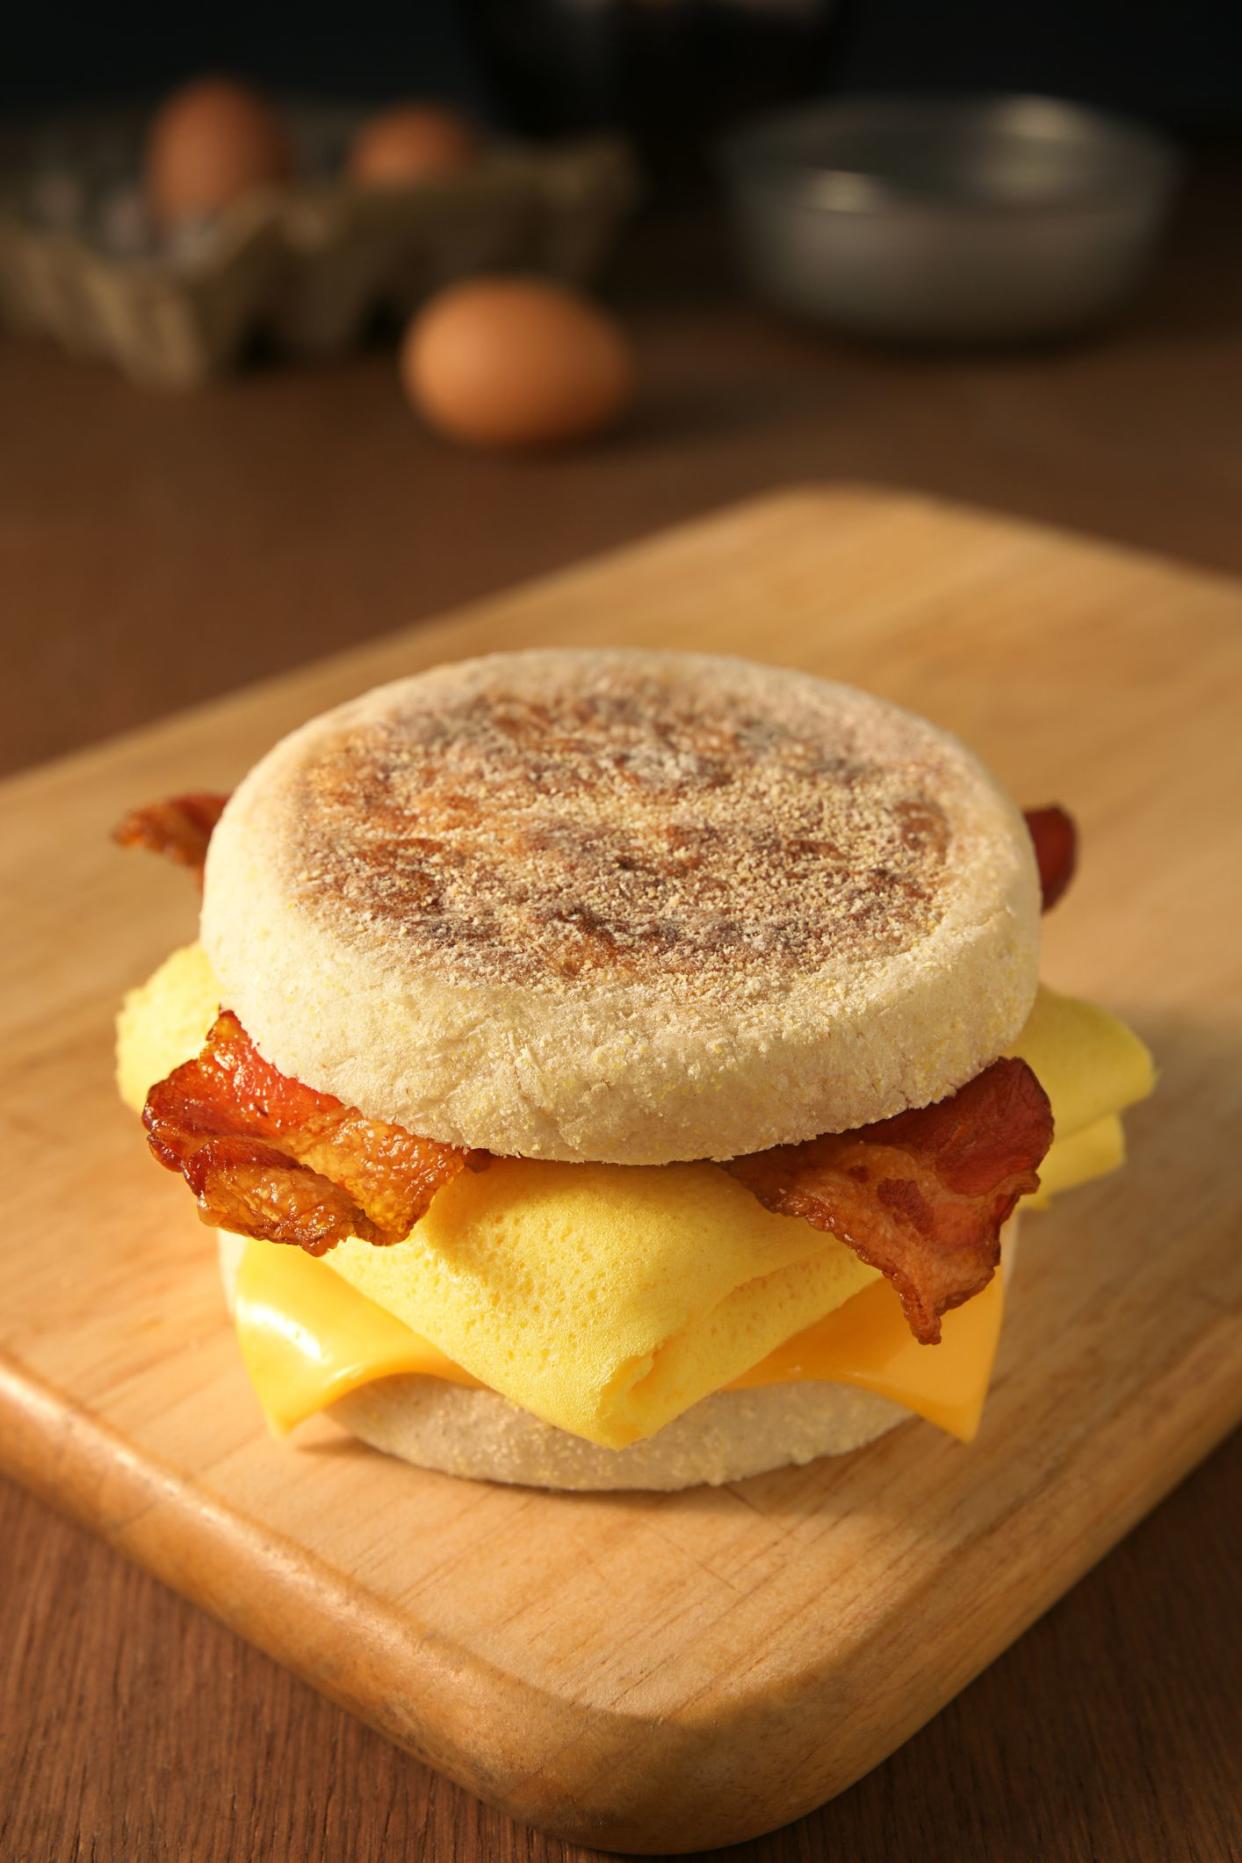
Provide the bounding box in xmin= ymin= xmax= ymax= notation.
xmin=202 ymin=649 xmax=1040 ymax=1163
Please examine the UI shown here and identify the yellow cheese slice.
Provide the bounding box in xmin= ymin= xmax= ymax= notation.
xmin=729 ymin=1269 xmax=1004 ymax=1442
xmin=235 ymin=1232 xmax=1003 ymax=1445
xmin=235 ymin=1236 xmax=482 ymax=1436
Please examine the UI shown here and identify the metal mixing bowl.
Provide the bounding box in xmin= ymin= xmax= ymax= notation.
xmin=720 ymin=95 xmax=1181 ymax=342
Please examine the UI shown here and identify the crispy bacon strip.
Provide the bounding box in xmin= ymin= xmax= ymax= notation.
xmin=725 ymin=1058 xmax=1052 ymax=1344
xmin=144 ymin=1011 xmax=481 ymax=1254
xmin=112 ymin=792 xmax=230 ymax=882
xmin=1023 ymin=805 xmax=1077 ymax=913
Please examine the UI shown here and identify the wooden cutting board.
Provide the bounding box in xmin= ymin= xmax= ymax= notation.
xmin=2 ymin=489 xmax=1239 ymax=1856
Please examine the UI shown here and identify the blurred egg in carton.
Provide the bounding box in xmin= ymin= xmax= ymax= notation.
xmin=0 ymin=83 xmax=638 ymax=386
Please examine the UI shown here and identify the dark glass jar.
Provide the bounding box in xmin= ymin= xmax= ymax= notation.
xmin=465 ymin=0 xmax=838 ymax=181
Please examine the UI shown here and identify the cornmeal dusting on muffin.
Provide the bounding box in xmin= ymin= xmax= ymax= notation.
xmin=287 ymin=654 xmax=964 ymax=995
xmin=201 ymin=652 xmax=1039 ymax=1159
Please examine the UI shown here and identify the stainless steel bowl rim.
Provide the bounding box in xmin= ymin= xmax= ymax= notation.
xmin=720 ymin=93 xmax=1182 ymax=217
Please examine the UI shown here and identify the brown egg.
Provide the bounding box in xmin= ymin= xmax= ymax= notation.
xmin=146 ymin=77 xmax=294 ymax=231
xmin=402 ymin=279 xmax=633 ymax=451
xmin=347 ymin=104 xmax=480 ymax=187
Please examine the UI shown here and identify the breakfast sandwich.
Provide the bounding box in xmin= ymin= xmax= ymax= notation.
xmin=114 ymin=650 xmax=1153 ymax=1489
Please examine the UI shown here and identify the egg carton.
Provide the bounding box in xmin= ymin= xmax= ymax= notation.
xmin=0 ymin=109 xmax=638 ymax=388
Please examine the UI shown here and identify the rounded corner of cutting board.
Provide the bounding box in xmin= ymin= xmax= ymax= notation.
xmin=453 ymin=1688 xmax=865 ymax=1856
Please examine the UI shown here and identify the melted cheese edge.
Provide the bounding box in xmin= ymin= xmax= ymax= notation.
xmin=118 ymin=948 xmax=1154 ymax=1449
xmin=231 ymin=1229 xmax=1007 ymax=1444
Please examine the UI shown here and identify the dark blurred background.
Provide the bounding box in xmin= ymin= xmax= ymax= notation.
xmin=6 ymin=1 xmax=1242 ymax=135
xmin=4 ymin=0 xmax=1242 ymax=774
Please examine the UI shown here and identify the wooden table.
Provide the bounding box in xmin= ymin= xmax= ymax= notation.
xmin=3 ymin=168 xmax=1241 ymax=1861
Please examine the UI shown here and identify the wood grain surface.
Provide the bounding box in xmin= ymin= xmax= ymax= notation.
xmin=1 ymin=488 xmax=1240 ymax=1856
xmin=5 ymin=1436 xmax=1237 ymax=1863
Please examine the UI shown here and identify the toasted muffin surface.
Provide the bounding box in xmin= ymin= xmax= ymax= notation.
xmin=202 ymin=650 xmax=1040 ymax=1161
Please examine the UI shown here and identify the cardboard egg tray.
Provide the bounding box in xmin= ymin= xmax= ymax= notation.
xmin=0 ymin=110 xmax=638 ymax=388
